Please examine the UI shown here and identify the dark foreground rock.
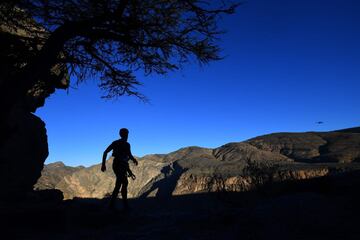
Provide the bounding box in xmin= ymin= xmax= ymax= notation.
xmin=0 ymin=111 xmax=48 ymax=199
xmin=0 ymin=19 xmax=68 ymax=201
xmin=3 ymin=170 xmax=360 ymax=240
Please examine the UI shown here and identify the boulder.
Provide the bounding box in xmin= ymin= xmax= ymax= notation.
xmin=0 ymin=109 xmax=48 ymax=199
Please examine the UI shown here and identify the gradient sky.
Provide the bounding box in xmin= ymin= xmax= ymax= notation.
xmin=36 ymin=0 xmax=360 ymax=167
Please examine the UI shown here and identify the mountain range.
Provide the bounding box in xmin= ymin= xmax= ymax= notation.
xmin=35 ymin=127 xmax=360 ymax=199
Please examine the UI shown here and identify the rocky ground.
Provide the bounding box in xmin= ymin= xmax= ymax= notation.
xmin=3 ymin=170 xmax=360 ymax=240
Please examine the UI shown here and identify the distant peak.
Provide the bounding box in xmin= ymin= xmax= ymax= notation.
xmin=47 ymin=161 xmax=65 ymax=167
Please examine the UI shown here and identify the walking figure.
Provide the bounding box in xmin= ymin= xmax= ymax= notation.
xmin=101 ymin=128 xmax=138 ymax=210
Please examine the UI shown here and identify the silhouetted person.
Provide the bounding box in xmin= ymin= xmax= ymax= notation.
xmin=101 ymin=128 xmax=138 ymax=211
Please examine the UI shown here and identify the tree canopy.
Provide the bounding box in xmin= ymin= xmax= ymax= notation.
xmin=0 ymin=0 xmax=238 ymax=103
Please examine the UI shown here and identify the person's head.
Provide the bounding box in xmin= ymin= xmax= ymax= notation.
xmin=119 ymin=128 xmax=129 ymax=140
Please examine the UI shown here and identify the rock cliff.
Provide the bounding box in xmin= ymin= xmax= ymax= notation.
xmin=0 ymin=21 xmax=68 ymax=199
xmin=0 ymin=111 xmax=48 ymax=198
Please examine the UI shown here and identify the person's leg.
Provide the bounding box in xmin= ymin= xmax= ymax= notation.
xmin=121 ymin=175 xmax=129 ymax=209
xmin=109 ymin=175 xmax=121 ymax=209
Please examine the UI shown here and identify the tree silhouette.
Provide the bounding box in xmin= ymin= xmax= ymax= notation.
xmin=0 ymin=0 xmax=238 ymax=120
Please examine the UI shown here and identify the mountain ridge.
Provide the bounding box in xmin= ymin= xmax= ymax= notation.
xmin=35 ymin=127 xmax=360 ymax=199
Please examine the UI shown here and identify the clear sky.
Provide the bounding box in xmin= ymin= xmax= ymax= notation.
xmin=36 ymin=0 xmax=360 ymax=167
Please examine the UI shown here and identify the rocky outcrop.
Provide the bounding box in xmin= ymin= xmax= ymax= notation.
xmin=36 ymin=127 xmax=360 ymax=199
xmin=173 ymin=167 xmax=331 ymax=195
xmin=0 ymin=21 xmax=69 ymax=200
xmin=173 ymin=174 xmax=255 ymax=194
xmin=0 ymin=110 xmax=48 ymax=198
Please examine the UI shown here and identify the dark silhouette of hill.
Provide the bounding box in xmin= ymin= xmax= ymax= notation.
xmin=334 ymin=126 xmax=360 ymax=133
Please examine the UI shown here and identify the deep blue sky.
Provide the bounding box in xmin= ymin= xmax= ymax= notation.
xmin=37 ymin=0 xmax=360 ymax=167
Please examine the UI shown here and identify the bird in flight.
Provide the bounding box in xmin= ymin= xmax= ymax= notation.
xmin=316 ymin=121 xmax=324 ymax=124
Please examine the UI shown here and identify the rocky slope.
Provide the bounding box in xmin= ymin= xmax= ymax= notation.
xmin=36 ymin=127 xmax=360 ymax=199
xmin=34 ymin=162 xmax=84 ymax=189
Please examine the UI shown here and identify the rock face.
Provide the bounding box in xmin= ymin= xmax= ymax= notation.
xmin=36 ymin=127 xmax=360 ymax=199
xmin=0 ymin=22 xmax=68 ymax=199
xmin=0 ymin=111 xmax=48 ymax=198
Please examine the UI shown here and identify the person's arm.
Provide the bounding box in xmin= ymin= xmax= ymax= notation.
xmin=128 ymin=144 xmax=138 ymax=166
xmin=101 ymin=143 xmax=113 ymax=172
xmin=127 ymin=167 xmax=136 ymax=180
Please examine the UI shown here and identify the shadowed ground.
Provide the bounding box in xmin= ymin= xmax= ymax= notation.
xmin=2 ymin=170 xmax=360 ymax=240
